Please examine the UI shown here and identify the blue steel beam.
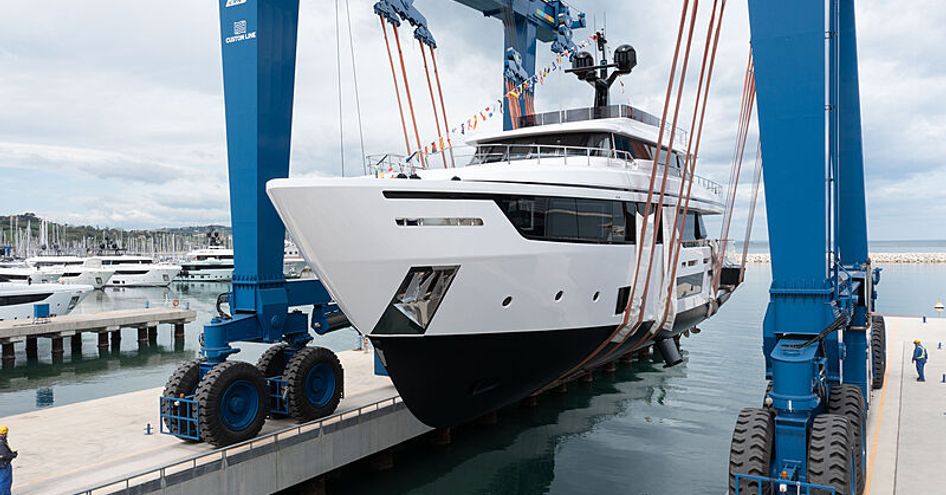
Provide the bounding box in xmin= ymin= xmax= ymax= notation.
xmin=202 ymin=0 xmax=330 ymax=365
xmin=749 ymin=0 xmax=874 ymax=482
xmin=452 ymin=0 xmax=585 ymax=129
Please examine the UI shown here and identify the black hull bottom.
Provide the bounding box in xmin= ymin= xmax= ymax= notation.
xmin=371 ymin=302 xmax=712 ymax=428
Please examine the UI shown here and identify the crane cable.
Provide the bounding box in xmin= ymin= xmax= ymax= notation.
xmin=740 ymin=143 xmax=763 ymax=271
xmin=334 ymin=0 xmax=346 ymax=176
xmin=419 ymin=41 xmax=449 ymax=168
xmin=429 ymin=47 xmax=456 ymax=168
xmin=344 ymin=0 xmax=368 ymax=175
xmin=391 ymin=26 xmax=427 ymax=169
xmin=713 ymin=53 xmax=756 ymax=294
xmin=379 ymin=17 xmax=413 ymax=160
xmin=536 ymin=0 xmax=700 ymax=390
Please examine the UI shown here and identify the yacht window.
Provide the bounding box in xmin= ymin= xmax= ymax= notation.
xmin=636 ymin=204 xmax=664 ymax=244
xmin=0 ymin=293 xmax=51 ymax=306
xmin=495 ymin=195 xmax=635 ymax=244
xmin=473 ymin=132 xmax=614 ymax=164
xmin=679 ymin=211 xmax=707 ymax=242
xmin=613 ymin=134 xmax=655 ymax=161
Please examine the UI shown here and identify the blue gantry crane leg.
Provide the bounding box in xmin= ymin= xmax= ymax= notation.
xmin=729 ymin=1 xmax=885 ymax=493
xmin=159 ymin=0 xmax=349 ymax=447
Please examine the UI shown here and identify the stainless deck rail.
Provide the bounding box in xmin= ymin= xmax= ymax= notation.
xmin=75 ymin=395 xmax=404 ymax=495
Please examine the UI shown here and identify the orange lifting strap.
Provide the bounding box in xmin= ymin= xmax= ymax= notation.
xmin=429 ymin=47 xmax=456 ymax=168
xmin=392 ymin=24 xmax=426 ymax=168
xmin=379 ymin=17 xmax=412 ymax=160
xmin=419 ymin=41 xmax=449 ymax=168
xmin=713 ymin=52 xmax=756 ymax=294
xmin=538 ymin=0 xmax=707 ymax=389
xmin=657 ymin=0 xmax=727 ymax=328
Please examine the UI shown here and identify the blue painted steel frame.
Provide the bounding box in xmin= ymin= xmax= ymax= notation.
xmin=749 ymin=0 xmax=874 ymax=483
xmin=201 ymin=0 xmax=336 ymax=367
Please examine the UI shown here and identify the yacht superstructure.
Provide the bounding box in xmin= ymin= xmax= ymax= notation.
xmin=26 ymin=256 xmax=114 ymax=289
xmin=177 ymin=246 xmax=234 ymax=282
xmin=91 ymin=255 xmax=181 ymax=287
xmin=268 ymin=104 xmax=736 ymax=426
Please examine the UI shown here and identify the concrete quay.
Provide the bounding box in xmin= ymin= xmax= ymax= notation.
xmin=865 ymin=315 xmax=946 ymax=494
xmin=2 ymin=349 xmax=432 ymax=495
xmin=0 ymin=307 xmax=197 ymax=365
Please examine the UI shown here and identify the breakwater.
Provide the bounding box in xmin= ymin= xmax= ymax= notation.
xmin=740 ymin=252 xmax=946 ymax=264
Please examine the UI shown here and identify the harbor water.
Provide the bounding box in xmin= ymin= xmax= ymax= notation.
xmin=1 ymin=261 xmax=944 ymax=493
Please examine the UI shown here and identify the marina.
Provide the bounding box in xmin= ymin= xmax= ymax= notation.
xmin=0 ymin=315 xmax=941 ymax=494
xmin=0 ymin=0 xmax=944 ymax=494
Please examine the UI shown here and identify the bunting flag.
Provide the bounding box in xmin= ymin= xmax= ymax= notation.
xmin=415 ymin=34 xmax=596 ymax=158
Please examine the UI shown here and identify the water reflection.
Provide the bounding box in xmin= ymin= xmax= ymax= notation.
xmin=327 ymin=358 xmax=688 ymax=495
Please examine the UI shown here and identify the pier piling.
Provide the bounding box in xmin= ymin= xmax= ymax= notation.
xmin=137 ymin=327 xmax=148 ymax=343
xmin=26 ymin=337 xmax=38 ymax=360
xmin=2 ymin=343 xmax=14 ymax=363
xmin=147 ymin=326 xmax=158 ymax=344
xmin=51 ymin=336 xmax=64 ymax=356
xmin=97 ymin=332 xmax=109 ymax=349
xmin=110 ymin=329 xmax=121 ymax=350
xmin=71 ymin=333 xmax=83 ymax=353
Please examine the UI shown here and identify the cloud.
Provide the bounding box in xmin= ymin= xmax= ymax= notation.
xmin=0 ymin=0 xmax=942 ymax=241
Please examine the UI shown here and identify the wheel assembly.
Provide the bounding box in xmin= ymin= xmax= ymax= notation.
xmin=161 ymin=360 xmax=202 ymax=439
xmin=284 ymin=346 xmax=344 ymax=421
xmin=870 ymin=315 xmax=886 ymax=389
xmin=728 ymin=407 xmax=774 ymax=495
xmin=257 ymin=343 xmax=290 ymax=378
xmin=828 ymin=384 xmax=866 ymax=495
xmin=807 ymin=414 xmax=855 ymax=495
xmin=196 ymin=361 xmax=269 ymax=447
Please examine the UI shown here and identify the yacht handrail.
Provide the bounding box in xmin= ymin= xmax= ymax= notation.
xmin=412 ymin=144 xmax=722 ymax=197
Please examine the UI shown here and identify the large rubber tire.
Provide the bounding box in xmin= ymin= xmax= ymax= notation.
xmin=828 ymin=385 xmax=866 ymax=495
xmin=729 ymin=408 xmax=774 ymax=495
xmin=161 ymin=360 xmax=202 ymax=439
xmin=871 ymin=315 xmax=887 ymax=389
xmin=257 ymin=343 xmax=290 ymax=378
xmin=196 ymin=361 xmax=269 ymax=447
xmin=284 ymin=347 xmax=343 ymax=422
xmin=808 ymin=414 xmax=855 ymax=495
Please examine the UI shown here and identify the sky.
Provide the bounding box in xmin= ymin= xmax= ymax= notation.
xmin=0 ymin=0 xmax=944 ymax=241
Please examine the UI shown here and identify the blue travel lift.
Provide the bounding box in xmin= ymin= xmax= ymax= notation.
xmin=160 ymin=0 xmax=587 ymax=447
xmin=729 ymin=1 xmax=885 ymax=494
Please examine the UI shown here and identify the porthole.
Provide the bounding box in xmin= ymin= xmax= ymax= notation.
xmin=555 ymin=290 xmax=564 ymax=301
xmin=593 ymin=291 xmax=600 ymax=302
xmin=502 ymin=296 xmax=513 ymax=307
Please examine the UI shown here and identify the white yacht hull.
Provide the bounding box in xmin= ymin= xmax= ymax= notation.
xmin=0 ymin=283 xmax=94 ymax=321
xmin=108 ymin=266 xmax=181 ymax=287
xmin=268 ymin=170 xmax=724 ymax=426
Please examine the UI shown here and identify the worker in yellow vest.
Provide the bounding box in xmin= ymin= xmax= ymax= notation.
xmin=0 ymin=425 xmax=15 ymax=495
xmin=912 ymin=339 xmax=928 ymax=382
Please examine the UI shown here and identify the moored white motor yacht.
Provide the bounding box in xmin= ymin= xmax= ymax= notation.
xmin=90 ymin=255 xmax=181 ymax=287
xmin=0 ymin=265 xmax=60 ymax=285
xmin=267 ymin=103 xmax=741 ymax=427
xmin=26 ymin=256 xmax=115 ymax=289
xmin=0 ymin=281 xmax=93 ymax=321
xmin=176 ymin=245 xmax=234 ymax=282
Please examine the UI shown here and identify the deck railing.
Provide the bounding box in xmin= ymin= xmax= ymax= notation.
xmin=414 ymin=144 xmax=722 ymax=198
xmin=76 ymin=395 xmax=405 ymax=495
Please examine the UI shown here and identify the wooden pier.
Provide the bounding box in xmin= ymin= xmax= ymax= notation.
xmin=0 ymin=307 xmax=197 ymax=365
